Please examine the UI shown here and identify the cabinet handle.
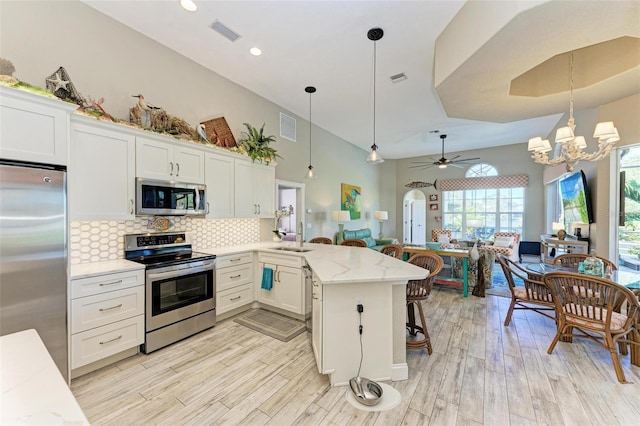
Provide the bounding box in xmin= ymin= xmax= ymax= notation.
xmin=169 ymin=162 xmax=174 ymax=176
xmin=254 ymin=204 xmax=258 ymax=214
xmin=99 ymin=335 xmax=123 ymax=345
xmin=129 ymin=199 xmax=134 ymax=214
xmin=230 ymin=296 xmax=241 ymax=301
xmin=206 ymin=202 xmax=210 ymax=215
xmin=229 ymin=258 xmax=242 ymax=262
xmin=276 ymin=270 xmax=281 ymax=282
xmin=230 ymin=274 xmax=241 ymax=279
xmin=99 ymin=303 xmax=123 ymax=312
xmin=257 ymin=204 xmax=261 ymax=215
xmin=176 ymin=163 xmax=180 ymax=176
xmin=99 ymin=279 xmax=123 ymax=287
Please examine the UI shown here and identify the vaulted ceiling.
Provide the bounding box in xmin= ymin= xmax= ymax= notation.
xmin=84 ymin=0 xmax=640 ymax=159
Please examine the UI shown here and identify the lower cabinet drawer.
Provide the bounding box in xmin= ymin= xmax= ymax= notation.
xmin=216 ymin=263 xmax=252 ymax=292
xmin=217 ymin=284 xmax=252 ymax=315
xmin=71 ymin=286 xmax=144 ymax=334
xmin=71 ymin=315 xmax=144 ymax=369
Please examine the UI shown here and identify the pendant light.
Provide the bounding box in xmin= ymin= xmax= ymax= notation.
xmin=366 ymin=27 xmax=384 ymax=164
xmin=305 ymin=86 xmax=317 ymax=179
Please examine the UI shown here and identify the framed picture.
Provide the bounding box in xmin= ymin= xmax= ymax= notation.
xmin=429 ymin=194 xmax=438 ymax=201
xmin=341 ymin=183 xmax=361 ymax=219
xmin=429 ymin=203 xmax=439 ymax=211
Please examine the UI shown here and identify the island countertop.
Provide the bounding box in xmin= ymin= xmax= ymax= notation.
xmin=200 ymin=241 xmax=428 ymax=284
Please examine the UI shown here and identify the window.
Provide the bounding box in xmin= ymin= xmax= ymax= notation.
xmin=441 ymin=164 xmax=524 ymax=240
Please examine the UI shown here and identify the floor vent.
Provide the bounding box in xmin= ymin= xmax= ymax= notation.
xmin=280 ymin=113 xmax=296 ymax=142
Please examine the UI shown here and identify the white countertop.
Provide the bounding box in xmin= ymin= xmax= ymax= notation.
xmin=1 ymin=329 xmax=89 ymax=425
xmin=201 ymin=242 xmax=428 ymax=284
xmin=70 ymin=259 xmax=144 ymax=279
xmin=69 ymin=242 xmax=427 ymax=284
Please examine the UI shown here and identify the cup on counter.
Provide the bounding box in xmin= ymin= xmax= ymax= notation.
xmin=577 ymin=262 xmax=585 ymax=273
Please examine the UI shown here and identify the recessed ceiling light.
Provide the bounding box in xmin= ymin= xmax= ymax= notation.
xmin=179 ymin=0 xmax=197 ymax=12
xmin=249 ymin=47 xmax=262 ymax=56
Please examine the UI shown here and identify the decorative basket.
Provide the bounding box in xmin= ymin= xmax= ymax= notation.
xmin=200 ymin=117 xmax=237 ymax=148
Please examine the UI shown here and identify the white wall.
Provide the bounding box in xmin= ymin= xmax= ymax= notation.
xmin=0 ymin=0 xmax=385 ymax=242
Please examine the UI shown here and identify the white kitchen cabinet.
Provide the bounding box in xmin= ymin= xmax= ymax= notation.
xmin=136 ymin=137 xmax=205 ymax=184
xmin=311 ymin=270 xmax=323 ymax=373
xmin=215 ymin=252 xmax=254 ymax=315
xmin=0 ymin=86 xmax=77 ymax=165
xmin=70 ymin=268 xmax=145 ymax=371
xmin=234 ymin=160 xmax=275 ymax=218
xmin=205 ymin=152 xmax=234 ymax=218
xmin=257 ymin=252 xmax=304 ymax=315
xmin=69 ymin=118 xmax=136 ymax=220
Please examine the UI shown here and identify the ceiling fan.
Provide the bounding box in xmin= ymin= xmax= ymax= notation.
xmin=410 ymin=134 xmax=480 ymax=170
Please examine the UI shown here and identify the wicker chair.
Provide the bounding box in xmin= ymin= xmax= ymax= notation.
xmin=340 ymin=238 xmax=367 ymax=247
xmin=543 ymin=272 xmax=640 ymax=383
xmin=497 ymin=255 xmax=555 ymax=326
xmin=380 ymin=244 xmax=404 ymax=259
xmin=553 ymin=253 xmax=617 ymax=271
xmin=406 ymin=253 xmax=444 ymax=354
xmin=309 ymin=237 xmax=333 ymax=245
xmin=431 ymin=229 xmax=460 ymax=249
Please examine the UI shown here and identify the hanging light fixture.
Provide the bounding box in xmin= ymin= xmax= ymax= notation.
xmin=366 ymin=28 xmax=384 ymax=164
xmin=527 ymin=52 xmax=619 ymax=172
xmin=304 ymin=86 xmax=317 ymax=179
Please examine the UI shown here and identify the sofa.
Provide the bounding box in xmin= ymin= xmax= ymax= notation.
xmin=335 ymin=228 xmax=397 ymax=251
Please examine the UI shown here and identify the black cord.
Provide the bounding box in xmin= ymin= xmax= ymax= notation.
xmin=357 ymin=311 xmax=363 ymax=377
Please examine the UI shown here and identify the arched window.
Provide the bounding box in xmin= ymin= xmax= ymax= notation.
xmin=441 ymin=165 xmax=525 ymax=241
xmin=465 ymin=163 xmax=497 ymax=178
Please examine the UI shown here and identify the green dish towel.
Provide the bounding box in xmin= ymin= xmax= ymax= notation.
xmin=261 ymin=267 xmax=273 ymax=290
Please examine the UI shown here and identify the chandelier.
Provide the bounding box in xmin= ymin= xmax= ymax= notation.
xmin=527 ymin=53 xmax=619 ymax=172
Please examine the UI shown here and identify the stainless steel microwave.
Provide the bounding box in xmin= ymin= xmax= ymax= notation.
xmin=136 ymin=178 xmax=206 ymax=216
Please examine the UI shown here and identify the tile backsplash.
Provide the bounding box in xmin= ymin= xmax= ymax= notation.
xmin=70 ymin=217 xmax=260 ymax=265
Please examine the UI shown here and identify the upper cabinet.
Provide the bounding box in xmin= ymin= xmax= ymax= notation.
xmin=0 ymin=86 xmax=77 ymax=165
xmin=136 ymin=137 xmax=205 ymax=184
xmin=69 ymin=118 xmax=135 ymax=220
xmin=205 ymin=152 xmax=235 ymax=219
xmin=234 ymin=160 xmax=275 ymax=218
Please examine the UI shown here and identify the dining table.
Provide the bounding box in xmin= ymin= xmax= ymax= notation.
xmin=525 ymin=263 xmax=640 ymax=292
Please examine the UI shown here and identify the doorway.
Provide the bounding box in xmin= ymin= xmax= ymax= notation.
xmin=276 ymin=180 xmax=305 ymax=242
xmin=615 ymin=144 xmax=640 ymax=271
xmin=403 ymin=190 xmax=426 ymax=244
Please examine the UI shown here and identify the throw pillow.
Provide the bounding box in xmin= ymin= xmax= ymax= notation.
xmin=494 ymin=236 xmax=514 ymax=248
xmin=437 ymin=234 xmax=450 ymax=244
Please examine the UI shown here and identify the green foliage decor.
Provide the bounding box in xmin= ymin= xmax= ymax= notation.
xmin=238 ymin=123 xmax=281 ymax=164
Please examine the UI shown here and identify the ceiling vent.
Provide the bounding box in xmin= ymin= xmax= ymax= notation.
xmin=280 ymin=113 xmax=296 ymax=142
xmin=209 ymin=20 xmax=240 ymax=42
xmin=390 ymin=72 xmax=407 ymax=83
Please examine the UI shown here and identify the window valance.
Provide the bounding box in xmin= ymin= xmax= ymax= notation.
xmin=441 ymin=175 xmax=528 ymax=191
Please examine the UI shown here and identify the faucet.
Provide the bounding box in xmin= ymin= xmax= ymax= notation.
xmin=297 ymin=221 xmax=304 ymax=247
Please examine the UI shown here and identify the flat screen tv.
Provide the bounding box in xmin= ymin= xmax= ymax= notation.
xmin=559 ymin=170 xmax=593 ymax=234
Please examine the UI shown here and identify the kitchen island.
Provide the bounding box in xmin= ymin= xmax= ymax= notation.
xmin=203 ymin=242 xmax=428 ymax=386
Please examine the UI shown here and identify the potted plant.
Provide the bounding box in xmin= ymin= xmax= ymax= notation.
xmin=238 ymin=123 xmax=282 ymax=164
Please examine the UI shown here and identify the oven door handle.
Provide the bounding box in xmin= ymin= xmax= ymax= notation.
xmin=147 ymin=264 xmax=213 ymax=281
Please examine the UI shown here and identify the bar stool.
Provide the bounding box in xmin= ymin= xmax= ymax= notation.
xmin=309 ymin=237 xmax=332 ymax=245
xmin=406 ymin=253 xmax=443 ymax=354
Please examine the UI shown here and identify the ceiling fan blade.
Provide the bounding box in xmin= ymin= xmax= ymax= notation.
xmin=452 ymin=157 xmax=481 ymax=163
xmin=449 ymin=155 xmax=461 ymax=161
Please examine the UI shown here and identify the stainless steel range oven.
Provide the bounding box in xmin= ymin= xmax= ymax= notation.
xmin=125 ymin=232 xmax=216 ymax=353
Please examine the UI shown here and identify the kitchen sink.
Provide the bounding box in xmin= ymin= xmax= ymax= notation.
xmin=269 ymin=247 xmax=313 ymax=253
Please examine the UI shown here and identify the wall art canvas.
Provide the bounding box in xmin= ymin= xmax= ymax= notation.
xmin=341 ymin=183 xmax=361 ymax=220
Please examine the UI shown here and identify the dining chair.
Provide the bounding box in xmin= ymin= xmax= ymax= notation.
xmin=406 ymin=253 xmax=444 ymax=354
xmin=553 ymin=253 xmax=617 ymax=271
xmin=309 ymin=237 xmax=333 ymax=245
xmin=543 ymin=271 xmax=640 ymax=383
xmin=340 ymin=238 xmax=367 ymax=247
xmin=497 ymin=255 xmax=555 ymax=326
xmin=380 ymin=243 xmax=403 ymax=259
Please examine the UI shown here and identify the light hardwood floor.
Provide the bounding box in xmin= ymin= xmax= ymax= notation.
xmin=71 ymin=287 xmax=640 ymax=425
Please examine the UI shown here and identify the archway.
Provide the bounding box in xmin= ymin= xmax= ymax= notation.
xmin=403 ymin=190 xmax=426 ymax=244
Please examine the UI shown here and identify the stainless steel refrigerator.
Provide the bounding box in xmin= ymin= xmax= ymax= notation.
xmin=0 ymin=160 xmax=68 ymax=380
